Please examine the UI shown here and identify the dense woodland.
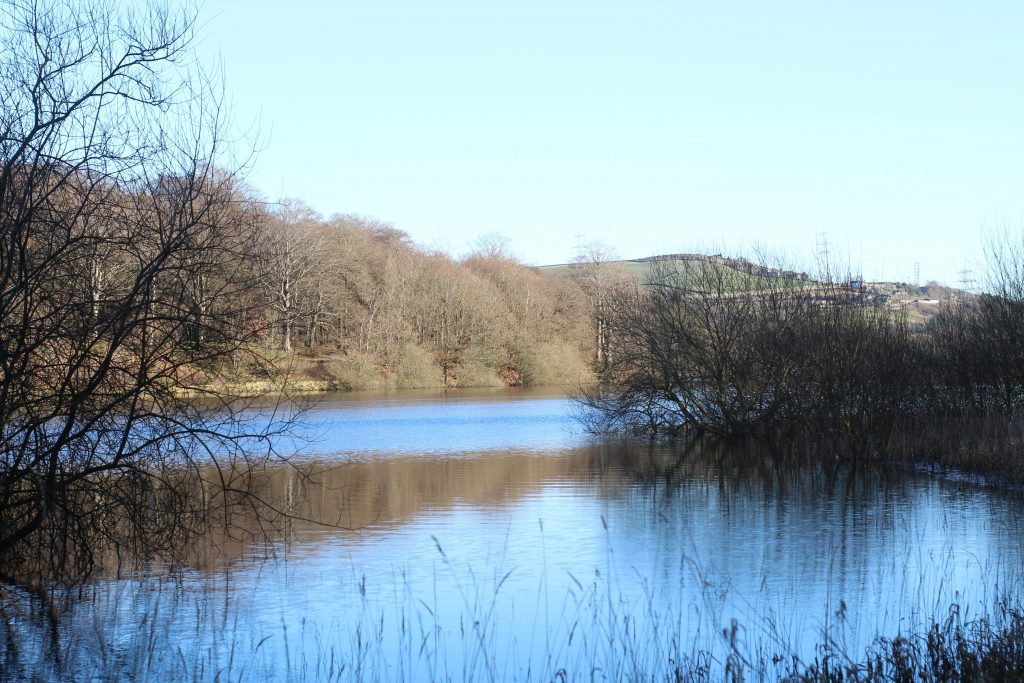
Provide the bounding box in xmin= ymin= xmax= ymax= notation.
xmin=236 ymin=200 xmax=599 ymax=391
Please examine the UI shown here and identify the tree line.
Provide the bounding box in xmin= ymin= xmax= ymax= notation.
xmin=577 ymin=245 xmax=1024 ymax=467
xmin=238 ymin=206 xmax=597 ymax=390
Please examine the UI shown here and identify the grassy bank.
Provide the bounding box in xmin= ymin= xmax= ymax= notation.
xmin=186 ymin=346 xmax=596 ymax=397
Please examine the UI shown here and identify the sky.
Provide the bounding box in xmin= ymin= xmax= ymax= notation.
xmin=196 ymin=0 xmax=1024 ymax=285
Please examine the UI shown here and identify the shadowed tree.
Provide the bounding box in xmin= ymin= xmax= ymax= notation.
xmin=0 ymin=0 xmax=287 ymax=586
xmin=577 ymin=253 xmax=916 ymax=443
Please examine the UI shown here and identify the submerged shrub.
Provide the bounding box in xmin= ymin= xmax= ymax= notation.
xmin=576 ymin=240 xmax=1024 ymax=474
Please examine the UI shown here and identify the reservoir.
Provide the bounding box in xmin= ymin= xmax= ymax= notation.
xmin=6 ymin=388 xmax=1024 ymax=681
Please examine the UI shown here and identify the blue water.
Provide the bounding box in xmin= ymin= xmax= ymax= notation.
xmin=7 ymin=388 xmax=1024 ymax=682
xmin=291 ymin=388 xmax=582 ymax=458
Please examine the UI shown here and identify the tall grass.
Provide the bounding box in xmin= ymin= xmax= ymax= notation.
xmin=3 ymin=527 xmax=1022 ymax=682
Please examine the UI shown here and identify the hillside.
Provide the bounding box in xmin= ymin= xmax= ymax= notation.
xmin=539 ymin=252 xmax=809 ymax=284
xmin=540 ymin=252 xmax=963 ymax=327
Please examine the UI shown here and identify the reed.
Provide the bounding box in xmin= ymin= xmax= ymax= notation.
xmin=3 ymin=529 xmax=1022 ymax=682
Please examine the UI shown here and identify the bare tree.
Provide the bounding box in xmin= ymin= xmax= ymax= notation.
xmin=0 ymin=0 xmax=284 ymax=586
xmin=413 ymin=254 xmax=491 ymax=385
xmin=362 ymin=235 xmax=418 ymax=370
xmin=922 ymin=230 xmax=1024 ymax=417
xmin=255 ymin=201 xmax=326 ymax=353
xmin=578 ymin=252 xmax=916 ymax=443
xmin=472 ymin=232 xmax=513 ymax=261
xmin=977 ymin=230 xmax=1024 ymax=413
xmin=569 ymin=241 xmax=628 ymax=371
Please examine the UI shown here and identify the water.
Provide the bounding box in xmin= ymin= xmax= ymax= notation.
xmin=5 ymin=388 xmax=1024 ymax=681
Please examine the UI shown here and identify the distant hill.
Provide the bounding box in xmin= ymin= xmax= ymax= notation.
xmin=539 ymin=252 xmax=965 ymax=328
xmin=539 ymin=252 xmax=810 ymax=284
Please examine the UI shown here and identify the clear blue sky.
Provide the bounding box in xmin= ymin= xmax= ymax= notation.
xmin=197 ymin=0 xmax=1024 ymax=285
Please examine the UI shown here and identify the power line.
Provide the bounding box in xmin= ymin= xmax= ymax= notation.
xmin=816 ymin=232 xmax=832 ymax=278
xmin=958 ymin=268 xmax=975 ymax=295
xmin=816 ymin=232 xmax=832 ymax=262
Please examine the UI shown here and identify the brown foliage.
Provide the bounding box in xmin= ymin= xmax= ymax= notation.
xmin=245 ymin=214 xmax=594 ymax=389
xmin=0 ymin=0 xmax=289 ymax=585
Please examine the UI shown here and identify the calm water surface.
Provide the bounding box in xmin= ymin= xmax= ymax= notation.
xmin=7 ymin=388 xmax=1024 ymax=681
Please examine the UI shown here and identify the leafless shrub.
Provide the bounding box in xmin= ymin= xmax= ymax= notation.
xmin=577 ymin=253 xmax=916 ymax=448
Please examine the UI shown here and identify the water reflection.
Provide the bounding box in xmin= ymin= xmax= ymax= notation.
xmin=5 ymin=389 xmax=1024 ymax=681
